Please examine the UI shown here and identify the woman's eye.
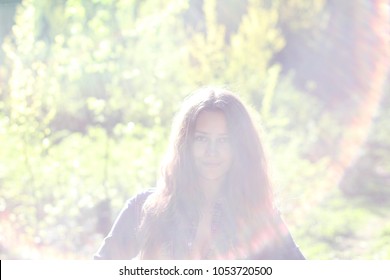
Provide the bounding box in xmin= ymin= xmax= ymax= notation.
xmin=218 ymin=137 xmax=229 ymax=143
xmin=194 ymin=135 xmax=207 ymax=142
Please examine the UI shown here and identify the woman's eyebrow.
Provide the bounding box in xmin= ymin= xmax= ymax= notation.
xmin=194 ymin=131 xmax=229 ymax=136
xmin=194 ymin=131 xmax=208 ymax=135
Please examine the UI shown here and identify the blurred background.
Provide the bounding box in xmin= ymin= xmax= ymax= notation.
xmin=0 ymin=0 xmax=389 ymax=259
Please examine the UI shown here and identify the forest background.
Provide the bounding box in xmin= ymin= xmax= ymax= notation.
xmin=0 ymin=0 xmax=389 ymax=259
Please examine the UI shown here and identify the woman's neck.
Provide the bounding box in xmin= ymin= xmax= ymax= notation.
xmin=198 ymin=178 xmax=223 ymax=206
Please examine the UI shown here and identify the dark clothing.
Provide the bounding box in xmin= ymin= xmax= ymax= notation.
xmin=94 ymin=189 xmax=305 ymax=260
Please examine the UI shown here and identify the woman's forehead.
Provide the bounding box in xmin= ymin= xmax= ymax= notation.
xmin=194 ymin=110 xmax=228 ymax=134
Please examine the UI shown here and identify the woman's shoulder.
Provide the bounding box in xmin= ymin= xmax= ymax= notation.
xmin=129 ymin=188 xmax=155 ymax=201
xmin=93 ymin=188 xmax=155 ymax=260
xmin=124 ymin=188 xmax=155 ymax=209
xmin=105 ymin=188 xmax=155 ymax=224
xmin=272 ymin=209 xmax=306 ymax=260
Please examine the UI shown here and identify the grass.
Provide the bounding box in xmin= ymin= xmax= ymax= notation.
xmin=292 ymin=187 xmax=390 ymax=260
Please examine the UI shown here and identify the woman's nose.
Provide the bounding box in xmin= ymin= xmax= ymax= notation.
xmin=205 ymin=140 xmax=218 ymax=156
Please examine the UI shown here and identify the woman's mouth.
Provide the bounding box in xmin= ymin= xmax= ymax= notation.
xmin=203 ymin=161 xmax=222 ymax=166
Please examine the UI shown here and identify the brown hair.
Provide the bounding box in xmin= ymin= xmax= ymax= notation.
xmin=138 ymin=87 xmax=280 ymax=259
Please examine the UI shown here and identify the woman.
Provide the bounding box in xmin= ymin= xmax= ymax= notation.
xmin=94 ymin=87 xmax=305 ymax=259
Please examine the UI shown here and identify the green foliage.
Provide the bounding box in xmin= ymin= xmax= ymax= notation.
xmin=294 ymin=191 xmax=390 ymax=259
xmin=339 ymin=86 xmax=390 ymax=201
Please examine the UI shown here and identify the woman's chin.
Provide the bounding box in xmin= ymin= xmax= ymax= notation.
xmin=198 ymin=173 xmax=226 ymax=184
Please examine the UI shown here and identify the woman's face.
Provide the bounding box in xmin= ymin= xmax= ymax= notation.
xmin=192 ymin=110 xmax=233 ymax=187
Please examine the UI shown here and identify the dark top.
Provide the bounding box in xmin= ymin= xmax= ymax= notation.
xmin=94 ymin=189 xmax=305 ymax=260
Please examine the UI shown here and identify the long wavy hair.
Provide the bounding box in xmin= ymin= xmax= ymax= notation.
xmin=138 ymin=87 xmax=283 ymax=259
